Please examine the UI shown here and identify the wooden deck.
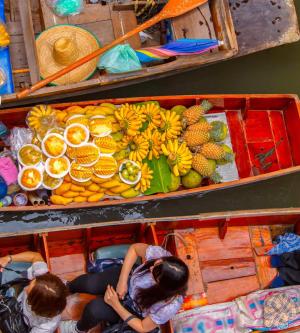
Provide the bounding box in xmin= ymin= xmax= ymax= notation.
xmin=175 ymin=225 xmax=277 ymax=304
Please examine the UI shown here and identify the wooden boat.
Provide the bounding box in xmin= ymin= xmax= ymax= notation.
xmin=2 ymin=210 xmax=300 ymax=332
xmin=1 ymin=0 xmax=299 ymax=106
xmin=1 ymin=94 xmax=300 ymax=222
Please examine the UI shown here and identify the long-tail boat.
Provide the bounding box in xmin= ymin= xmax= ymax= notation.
xmin=1 ymin=210 xmax=300 ymax=332
xmin=1 ymin=0 xmax=299 ymax=106
xmin=0 ymin=93 xmax=300 ymax=241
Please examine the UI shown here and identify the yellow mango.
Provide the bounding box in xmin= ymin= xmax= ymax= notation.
xmin=80 ymin=190 xmax=95 ymax=197
xmin=101 ymin=180 xmax=121 ymax=189
xmin=65 ymin=106 xmax=85 ymax=114
xmin=55 ymin=182 xmax=71 ymax=195
xmin=55 ymin=111 xmax=67 ymax=122
xmin=50 ymin=195 xmax=73 ymax=205
xmin=87 ymin=183 xmax=100 ymax=192
xmin=63 ymin=191 xmax=80 ymax=198
xmin=110 ymin=183 xmax=132 ymax=194
xmin=74 ymin=196 xmax=87 ymax=203
xmin=105 ymin=190 xmax=116 ymax=196
xmin=121 ymin=188 xmax=140 ymax=199
xmin=64 ymin=175 xmax=72 ymax=183
xmin=70 ymin=184 xmax=85 ymax=192
xmin=72 ymin=180 xmax=92 ymax=187
xmin=100 ymin=103 xmax=116 ymax=111
xmin=87 ymin=193 xmax=104 ymax=202
xmin=91 ymin=175 xmax=111 ymax=184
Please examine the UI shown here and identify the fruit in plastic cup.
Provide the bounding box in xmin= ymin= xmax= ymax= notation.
xmin=89 ymin=116 xmax=112 ymax=137
xmin=119 ymin=160 xmax=141 ymax=185
xmin=69 ymin=161 xmax=93 ymax=182
xmin=93 ymin=155 xmax=118 ymax=179
xmin=18 ymin=166 xmax=43 ymax=191
xmin=42 ymin=133 xmax=67 ymax=158
xmin=64 ymin=123 xmax=89 ymax=147
xmin=42 ymin=170 xmax=63 ymax=190
xmin=45 ymin=156 xmax=70 ymax=179
xmin=18 ymin=144 xmax=42 ymax=167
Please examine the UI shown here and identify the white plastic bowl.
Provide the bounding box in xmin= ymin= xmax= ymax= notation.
xmin=45 ymin=156 xmax=70 ymax=179
xmin=89 ymin=116 xmax=112 ymax=138
xmin=42 ymin=133 xmax=67 ymax=158
xmin=64 ymin=123 xmax=90 ymax=148
xmin=75 ymin=143 xmax=100 ymax=167
xmin=69 ymin=161 xmax=92 ymax=182
xmin=17 ymin=144 xmax=42 ymax=167
xmin=93 ymin=155 xmax=118 ymax=179
xmin=119 ymin=160 xmax=141 ymax=185
xmin=18 ymin=166 xmax=43 ymax=191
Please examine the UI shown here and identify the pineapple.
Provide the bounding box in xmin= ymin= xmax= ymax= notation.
xmin=183 ymin=130 xmax=210 ymax=147
xmin=182 ymin=100 xmax=213 ymax=126
xmin=192 ymin=153 xmax=222 ymax=183
xmin=187 ymin=121 xmax=212 ymax=132
xmin=199 ymin=142 xmax=234 ymax=161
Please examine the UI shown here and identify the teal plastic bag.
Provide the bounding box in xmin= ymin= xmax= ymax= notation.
xmin=98 ymin=44 xmax=142 ymax=74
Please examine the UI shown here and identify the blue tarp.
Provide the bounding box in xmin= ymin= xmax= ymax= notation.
xmin=0 ymin=0 xmax=14 ymax=95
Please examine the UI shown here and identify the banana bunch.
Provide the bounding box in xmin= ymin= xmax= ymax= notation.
xmin=129 ymin=136 xmax=149 ymax=162
xmin=135 ymin=163 xmax=153 ymax=193
xmin=27 ymin=105 xmax=56 ymax=131
xmin=159 ymin=110 xmax=182 ymax=142
xmin=0 ymin=24 xmax=10 ymax=47
xmin=142 ymin=128 xmax=162 ymax=160
xmin=115 ymin=104 xmax=142 ymax=136
xmin=161 ymin=140 xmax=192 ymax=177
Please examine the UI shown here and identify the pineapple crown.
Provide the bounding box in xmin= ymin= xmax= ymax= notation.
xmin=200 ymin=100 xmax=213 ymax=112
xmin=210 ymin=171 xmax=222 ymax=184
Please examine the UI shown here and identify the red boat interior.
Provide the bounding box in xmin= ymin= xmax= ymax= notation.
xmin=1 ymin=213 xmax=300 ymax=332
xmin=1 ymin=95 xmax=300 ymax=183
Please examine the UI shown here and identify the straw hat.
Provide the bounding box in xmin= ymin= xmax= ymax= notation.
xmin=36 ymin=25 xmax=100 ymax=86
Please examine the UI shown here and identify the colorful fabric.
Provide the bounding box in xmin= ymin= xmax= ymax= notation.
xmin=268 ymin=233 xmax=300 ymax=255
xmin=129 ymin=245 xmax=183 ymax=325
xmin=263 ymin=293 xmax=300 ymax=328
xmin=171 ymin=301 xmax=249 ymax=333
xmin=0 ymin=157 xmax=18 ymax=185
xmin=236 ymin=285 xmax=300 ymax=331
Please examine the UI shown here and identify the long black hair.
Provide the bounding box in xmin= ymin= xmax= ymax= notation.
xmin=135 ymin=256 xmax=189 ymax=310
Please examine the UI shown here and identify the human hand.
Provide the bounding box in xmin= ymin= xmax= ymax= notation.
xmin=104 ymin=285 xmax=121 ymax=308
xmin=116 ymin=279 xmax=128 ymax=300
xmin=0 ymin=256 xmax=10 ymax=272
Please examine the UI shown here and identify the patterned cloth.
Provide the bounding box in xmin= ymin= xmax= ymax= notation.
xmin=269 ymin=233 xmax=300 ymax=255
xmin=236 ymin=285 xmax=300 ymax=331
xmin=129 ymin=245 xmax=183 ymax=325
xmin=263 ymin=293 xmax=300 ymax=328
xmin=171 ymin=301 xmax=250 ymax=333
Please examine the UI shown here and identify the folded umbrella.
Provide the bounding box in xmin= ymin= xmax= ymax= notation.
xmin=135 ymin=38 xmax=221 ymax=63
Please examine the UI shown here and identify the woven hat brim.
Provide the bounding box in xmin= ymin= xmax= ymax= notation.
xmin=36 ymin=25 xmax=100 ymax=86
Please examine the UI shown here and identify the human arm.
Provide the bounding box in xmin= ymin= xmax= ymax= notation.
xmin=116 ymin=243 xmax=149 ymax=299
xmin=105 ymin=285 xmax=157 ymax=333
xmin=0 ymin=251 xmax=44 ymax=271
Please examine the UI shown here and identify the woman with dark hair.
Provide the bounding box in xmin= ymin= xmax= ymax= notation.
xmin=0 ymin=252 xmax=68 ymax=333
xmin=60 ymin=243 xmax=189 ymax=333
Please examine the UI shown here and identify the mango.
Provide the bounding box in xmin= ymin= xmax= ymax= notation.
xmin=121 ymin=188 xmax=140 ymax=198
xmin=50 ymin=195 xmax=73 ymax=205
xmin=55 ymin=182 xmax=71 ymax=196
xmin=88 ymin=193 xmax=104 ymax=202
xmin=74 ymin=196 xmax=87 ymax=203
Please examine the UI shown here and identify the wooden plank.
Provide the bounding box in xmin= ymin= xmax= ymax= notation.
xmin=50 ymin=253 xmax=86 ymax=281
xmin=68 ymin=3 xmax=111 ymax=25
xmin=201 ymin=258 xmax=256 ymax=283
xmin=17 ymin=0 xmax=40 ymax=84
xmin=110 ymin=6 xmax=141 ymax=49
xmin=171 ymin=3 xmax=217 ymax=40
xmin=196 ymin=227 xmax=253 ymax=261
xmin=79 ymin=21 xmax=115 ymax=46
xmin=206 ymin=275 xmax=259 ymax=304
xmin=175 ymin=229 xmax=205 ymax=295
xmin=39 ymin=0 xmax=68 ymax=28
xmin=250 ymin=226 xmax=277 ymax=288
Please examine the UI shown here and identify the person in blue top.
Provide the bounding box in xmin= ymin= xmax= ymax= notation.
xmin=60 ymin=243 xmax=189 ymax=333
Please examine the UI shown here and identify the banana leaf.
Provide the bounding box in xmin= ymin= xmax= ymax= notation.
xmin=144 ymin=155 xmax=172 ymax=195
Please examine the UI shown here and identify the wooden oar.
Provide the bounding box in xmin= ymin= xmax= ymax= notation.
xmin=17 ymin=0 xmax=208 ymax=99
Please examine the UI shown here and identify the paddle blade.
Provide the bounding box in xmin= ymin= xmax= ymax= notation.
xmin=161 ymin=0 xmax=208 ymax=19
